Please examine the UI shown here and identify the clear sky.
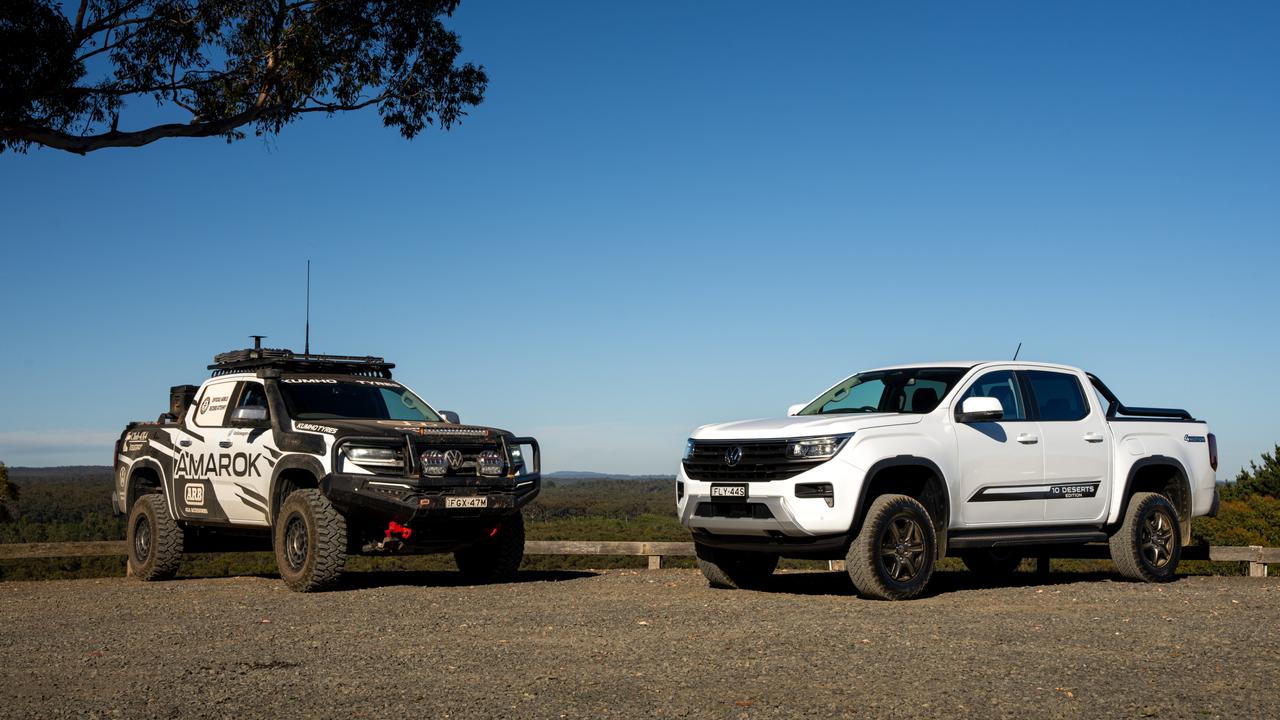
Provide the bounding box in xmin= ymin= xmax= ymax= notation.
xmin=1 ymin=1 xmax=1277 ymax=477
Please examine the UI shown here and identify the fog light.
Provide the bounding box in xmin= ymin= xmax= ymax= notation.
xmin=421 ymin=450 xmax=448 ymax=476
xmin=477 ymin=450 xmax=505 ymax=476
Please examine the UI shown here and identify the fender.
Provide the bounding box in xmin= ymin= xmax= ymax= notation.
xmin=268 ymin=454 xmax=327 ymax=524
xmin=853 ymin=454 xmax=951 ymax=556
xmin=1109 ymin=454 xmax=1193 ymax=534
xmin=126 ymin=457 xmax=173 ymax=518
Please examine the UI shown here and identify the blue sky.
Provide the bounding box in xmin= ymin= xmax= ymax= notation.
xmin=1 ymin=1 xmax=1277 ymax=476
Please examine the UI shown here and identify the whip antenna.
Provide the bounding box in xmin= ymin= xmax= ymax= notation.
xmin=304 ymin=260 xmax=311 ymax=356
xmin=1012 ymin=342 xmax=1022 ymax=361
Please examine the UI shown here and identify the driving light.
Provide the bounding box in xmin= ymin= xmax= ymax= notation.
xmin=477 ymin=450 xmax=505 ymax=477
xmin=344 ymin=446 xmax=403 ymax=468
xmin=785 ymin=434 xmax=852 ymax=460
xmin=421 ymin=450 xmax=448 ymax=476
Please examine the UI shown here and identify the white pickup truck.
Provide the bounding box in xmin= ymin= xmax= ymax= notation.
xmin=677 ymin=361 xmax=1219 ymax=600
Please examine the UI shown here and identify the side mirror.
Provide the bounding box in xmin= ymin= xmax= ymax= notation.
xmin=957 ymin=396 xmax=1003 ymax=423
xmin=230 ymin=406 xmax=269 ymax=425
xmin=440 ymin=410 xmax=461 ymax=424
xmin=787 ymin=403 xmax=807 ymax=417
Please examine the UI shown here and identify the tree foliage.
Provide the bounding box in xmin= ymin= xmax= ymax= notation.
xmin=0 ymin=463 xmax=18 ymax=523
xmin=1221 ymin=444 xmax=1280 ymax=501
xmin=0 ymin=0 xmax=487 ymax=154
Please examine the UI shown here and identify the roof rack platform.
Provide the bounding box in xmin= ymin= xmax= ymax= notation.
xmin=210 ymin=347 xmax=395 ymax=378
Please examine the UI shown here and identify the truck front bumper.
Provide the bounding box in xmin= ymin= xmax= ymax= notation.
xmin=321 ymin=472 xmax=541 ymax=526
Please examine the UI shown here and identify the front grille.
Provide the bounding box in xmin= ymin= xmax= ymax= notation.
xmin=411 ymin=441 xmax=505 ymax=478
xmin=694 ymin=502 xmax=775 ymax=519
xmin=682 ymin=441 xmax=825 ymax=482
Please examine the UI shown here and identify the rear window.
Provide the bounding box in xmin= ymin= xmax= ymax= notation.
xmin=1025 ymin=371 xmax=1089 ymax=421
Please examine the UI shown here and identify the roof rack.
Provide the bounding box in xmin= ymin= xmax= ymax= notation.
xmin=209 ymin=347 xmax=395 ymax=378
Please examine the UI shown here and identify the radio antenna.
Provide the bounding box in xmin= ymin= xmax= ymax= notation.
xmin=304 ymin=260 xmax=311 ymax=356
xmin=1012 ymin=341 xmax=1022 ymax=361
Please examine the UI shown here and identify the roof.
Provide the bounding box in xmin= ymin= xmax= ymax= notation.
xmin=862 ymin=360 xmax=1084 ymax=373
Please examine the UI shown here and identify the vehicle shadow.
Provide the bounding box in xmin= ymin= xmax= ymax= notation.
xmin=337 ymin=569 xmax=600 ymax=591
xmin=758 ymin=568 xmax=1125 ymax=598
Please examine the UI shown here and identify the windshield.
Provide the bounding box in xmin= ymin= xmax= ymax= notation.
xmin=279 ymin=379 xmax=441 ymax=422
xmin=798 ymin=368 xmax=967 ymax=415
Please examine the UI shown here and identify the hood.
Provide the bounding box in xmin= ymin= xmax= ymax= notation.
xmin=690 ymin=413 xmax=923 ymax=441
xmin=291 ymin=418 xmax=509 ymax=440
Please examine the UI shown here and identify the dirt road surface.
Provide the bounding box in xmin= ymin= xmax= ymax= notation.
xmin=1 ymin=569 xmax=1276 ymax=719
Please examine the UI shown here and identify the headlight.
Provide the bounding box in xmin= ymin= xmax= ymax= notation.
xmin=344 ymin=446 xmax=403 ymax=468
xmin=785 ymin=434 xmax=852 ymax=460
xmin=683 ymin=439 xmax=695 ymax=460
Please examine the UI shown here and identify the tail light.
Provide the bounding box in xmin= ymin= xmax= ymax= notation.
xmin=1207 ymin=433 xmax=1218 ymax=472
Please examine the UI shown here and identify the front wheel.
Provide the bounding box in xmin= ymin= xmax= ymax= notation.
xmin=847 ymin=494 xmax=936 ymax=600
xmin=454 ymin=514 xmax=525 ymax=584
xmin=695 ymin=543 xmax=778 ymax=590
xmin=127 ymin=494 xmax=184 ymax=580
xmin=274 ymin=489 xmax=348 ymax=592
xmin=1109 ymin=492 xmax=1181 ymax=582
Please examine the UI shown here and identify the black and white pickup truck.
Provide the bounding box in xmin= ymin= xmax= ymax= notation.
xmin=113 ymin=343 xmax=540 ymax=591
xmin=679 ymin=361 xmax=1220 ymax=599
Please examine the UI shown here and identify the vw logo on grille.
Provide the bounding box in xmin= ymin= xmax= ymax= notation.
xmin=444 ymin=450 xmax=464 ymax=469
xmin=724 ymin=446 xmax=743 ymax=467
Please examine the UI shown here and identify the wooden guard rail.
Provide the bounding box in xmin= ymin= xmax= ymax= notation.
xmin=0 ymin=540 xmax=1275 ymax=576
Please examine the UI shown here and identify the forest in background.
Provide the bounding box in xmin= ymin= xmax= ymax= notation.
xmin=1 ymin=449 xmax=1277 ymax=581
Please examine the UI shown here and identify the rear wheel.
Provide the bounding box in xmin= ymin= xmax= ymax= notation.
xmin=127 ymin=494 xmax=184 ymax=581
xmin=847 ymin=494 xmax=936 ymax=600
xmin=695 ymin=543 xmax=778 ymax=590
xmin=960 ymin=548 xmax=1024 ymax=579
xmin=1109 ymin=492 xmax=1181 ymax=582
xmin=455 ymin=513 xmax=525 ymax=583
xmin=274 ymin=489 xmax=348 ymax=592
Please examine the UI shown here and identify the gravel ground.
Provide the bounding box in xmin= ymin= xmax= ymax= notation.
xmin=1 ymin=568 xmax=1277 ymax=719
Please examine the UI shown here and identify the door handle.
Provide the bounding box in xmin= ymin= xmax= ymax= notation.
xmin=1016 ymin=433 xmax=1039 ymax=445
xmin=219 ymin=441 xmax=233 ymax=448
xmin=1083 ymin=432 xmax=1105 ymax=443
xmin=179 ymin=440 xmax=192 ymax=447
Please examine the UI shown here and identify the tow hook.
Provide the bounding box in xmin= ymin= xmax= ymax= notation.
xmin=375 ymin=521 xmax=413 ymax=552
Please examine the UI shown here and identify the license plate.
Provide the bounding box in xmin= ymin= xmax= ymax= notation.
xmin=445 ymin=496 xmax=488 ymax=509
xmin=710 ymin=484 xmax=748 ymax=500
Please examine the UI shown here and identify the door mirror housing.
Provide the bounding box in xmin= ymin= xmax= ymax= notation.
xmin=440 ymin=410 xmax=461 ymax=424
xmin=787 ymin=403 xmax=807 ymax=417
xmin=229 ymin=406 xmax=269 ymax=426
xmin=957 ymin=396 xmax=1004 ymax=423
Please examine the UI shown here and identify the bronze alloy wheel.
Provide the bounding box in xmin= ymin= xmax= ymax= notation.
xmin=878 ymin=512 xmax=927 ymax=583
xmin=1141 ymin=507 xmax=1176 ymax=568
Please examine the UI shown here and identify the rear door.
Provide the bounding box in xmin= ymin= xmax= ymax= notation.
xmin=1023 ymin=370 xmax=1110 ymax=523
xmin=953 ymin=368 xmax=1046 ymax=525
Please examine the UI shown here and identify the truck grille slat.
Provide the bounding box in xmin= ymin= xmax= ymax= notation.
xmin=682 ymin=441 xmax=825 ymax=482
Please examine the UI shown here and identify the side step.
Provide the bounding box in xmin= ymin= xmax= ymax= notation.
xmin=948 ymin=526 xmax=1107 ymax=550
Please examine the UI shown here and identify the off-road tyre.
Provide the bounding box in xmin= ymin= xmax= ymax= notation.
xmin=127 ymin=494 xmax=184 ymax=581
xmin=960 ymin=548 xmax=1024 ymax=579
xmin=847 ymin=494 xmax=936 ymax=600
xmin=274 ymin=489 xmax=348 ymax=592
xmin=695 ymin=543 xmax=779 ymax=590
xmin=455 ymin=513 xmax=525 ymax=584
xmin=1109 ymin=491 xmax=1181 ymax=582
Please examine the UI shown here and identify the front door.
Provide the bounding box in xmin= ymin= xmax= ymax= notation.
xmin=1023 ymin=370 xmax=1111 ymax=524
xmin=953 ymin=369 xmax=1046 ymax=526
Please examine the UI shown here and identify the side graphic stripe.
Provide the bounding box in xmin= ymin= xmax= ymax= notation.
xmin=969 ymin=482 xmax=1100 ymax=502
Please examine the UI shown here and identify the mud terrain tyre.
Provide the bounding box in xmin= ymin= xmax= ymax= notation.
xmin=127 ymin=494 xmax=184 ymax=581
xmin=455 ymin=513 xmax=525 ymax=583
xmin=274 ymin=489 xmax=348 ymax=592
xmin=847 ymin=494 xmax=936 ymax=600
xmin=960 ymin=548 xmax=1024 ymax=579
xmin=695 ymin=543 xmax=778 ymax=589
xmin=1109 ymin=491 xmax=1181 ymax=582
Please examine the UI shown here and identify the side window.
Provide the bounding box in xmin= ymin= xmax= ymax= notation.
xmin=232 ymin=382 xmax=270 ymax=418
xmin=193 ymin=382 xmax=237 ymax=427
xmin=959 ymin=370 xmax=1026 ymax=421
xmin=820 ymin=378 xmax=886 ymax=413
xmin=1025 ymin=371 xmax=1089 ymax=421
